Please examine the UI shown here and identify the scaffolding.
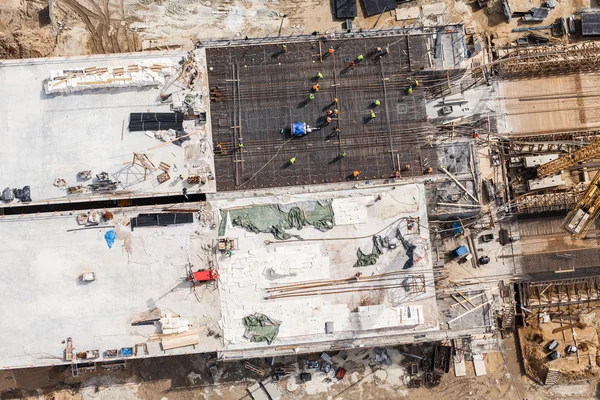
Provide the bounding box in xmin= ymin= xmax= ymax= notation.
xmin=561 ymin=169 xmax=600 ymax=238
xmin=496 ymin=42 xmax=600 ymax=76
xmin=506 ymin=129 xmax=600 ymax=155
xmin=512 ymin=185 xmax=587 ymax=214
xmin=537 ymin=138 xmax=600 ymax=178
xmin=520 ymin=276 xmax=600 ymax=310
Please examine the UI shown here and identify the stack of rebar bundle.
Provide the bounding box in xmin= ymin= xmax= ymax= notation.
xmin=128 ymin=112 xmax=184 ymax=132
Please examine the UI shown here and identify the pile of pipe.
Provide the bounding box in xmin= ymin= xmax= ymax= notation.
xmin=128 ymin=112 xmax=184 ymax=132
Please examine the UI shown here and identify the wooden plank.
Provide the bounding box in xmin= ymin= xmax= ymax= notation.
xmin=452 ymin=294 xmax=469 ymax=310
xmin=440 ymin=167 xmax=480 ymax=204
xmin=447 ymin=300 xmax=492 ymax=324
xmin=457 ymin=291 xmax=476 ymax=307
xmin=160 ymin=331 xmax=200 ymax=350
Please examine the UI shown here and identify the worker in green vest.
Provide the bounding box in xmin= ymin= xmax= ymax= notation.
xmin=316 ymin=72 xmax=323 ymax=79
xmin=369 ymin=110 xmax=376 ymax=119
xmin=357 ymin=54 xmax=364 ymax=61
xmin=373 ymin=99 xmax=381 ymax=107
xmin=290 ymin=157 xmax=296 ymax=165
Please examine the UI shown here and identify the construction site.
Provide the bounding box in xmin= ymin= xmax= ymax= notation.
xmin=7 ymin=0 xmax=600 ymax=399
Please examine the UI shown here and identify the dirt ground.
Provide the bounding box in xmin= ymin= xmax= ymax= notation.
xmin=0 ymin=345 xmax=521 ymax=400
xmin=519 ymin=311 xmax=600 ymax=385
xmin=0 ymin=0 xmax=577 ymax=60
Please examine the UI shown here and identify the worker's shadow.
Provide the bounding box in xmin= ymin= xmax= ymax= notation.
xmin=297 ymin=99 xmax=311 ymax=108
xmin=328 ymin=155 xmax=344 ymax=165
xmin=270 ymin=50 xmax=286 ymax=59
xmin=325 ymin=131 xmax=338 ymax=141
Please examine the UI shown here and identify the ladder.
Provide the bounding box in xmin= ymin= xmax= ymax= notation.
xmin=545 ymin=368 xmax=559 ymax=386
xmin=538 ymin=138 xmax=600 ymax=178
xmin=71 ymin=363 xmax=79 ymax=377
xmin=501 ymin=303 xmax=514 ymax=330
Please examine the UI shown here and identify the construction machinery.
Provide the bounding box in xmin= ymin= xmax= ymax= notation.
xmin=537 ymin=137 xmax=600 ymax=178
xmin=562 ymin=170 xmax=600 ymax=238
xmin=291 ymin=122 xmax=318 ymax=137
xmin=187 ymin=269 xmax=219 ymax=283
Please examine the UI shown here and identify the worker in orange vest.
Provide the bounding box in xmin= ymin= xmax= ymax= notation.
xmin=353 ymin=170 xmax=361 ymax=178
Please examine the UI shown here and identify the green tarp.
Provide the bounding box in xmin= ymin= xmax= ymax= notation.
xmin=219 ymin=200 xmax=335 ymax=240
xmin=354 ymin=235 xmax=385 ymax=267
xmin=242 ymin=313 xmax=281 ymax=345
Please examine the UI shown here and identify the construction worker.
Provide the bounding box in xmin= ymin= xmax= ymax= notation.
xmin=226 ymin=250 xmax=233 ymax=257
xmin=333 ymin=109 xmax=339 ymax=115
xmin=340 ymin=152 xmax=346 ymax=158
xmin=395 ymin=170 xmax=400 ymax=178
xmin=326 ymin=116 xmax=332 ymax=124
xmin=334 ymin=127 xmax=340 ymax=135
xmin=355 ymin=271 xmax=363 ymax=280
xmin=405 ymin=163 xmax=411 ymax=170
xmin=369 ymin=110 xmax=376 ymax=119
xmin=290 ymin=156 xmax=296 ymax=165
xmin=328 ymin=47 xmax=335 ymax=55
xmin=333 ymin=97 xmax=339 ymax=104
xmin=407 ymin=85 xmax=413 ymax=95
xmin=376 ymin=47 xmax=382 ymax=53
xmin=373 ymin=99 xmax=381 ymax=107
xmin=349 ymin=60 xmax=356 ymax=69
xmin=353 ymin=170 xmax=361 ymax=178
xmin=316 ymin=72 xmax=324 ymax=79
xmin=357 ymin=54 xmax=364 ymax=61
xmin=382 ymin=47 xmax=389 ymax=54
xmin=414 ymin=79 xmax=419 ymax=87
xmin=216 ymin=142 xmax=223 ymax=153
xmin=426 ymin=167 xmax=433 ymax=174
xmin=327 ymin=109 xmax=333 ymax=115
xmin=237 ymin=139 xmax=244 ymax=148
xmin=308 ymin=93 xmax=315 ymax=101
xmin=282 ymin=44 xmax=288 ymax=52
xmin=312 ymin=83 xmax=320 ymax=92
xmin=376 ymin=195 xmax=382 ymax=202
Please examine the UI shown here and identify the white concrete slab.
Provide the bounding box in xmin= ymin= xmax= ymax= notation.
xmin=0 ymin=209 xmax=221 ymax=369
xmin=473 ymin=354 xmax=487 ymax=376
xmin=0 ymin=50 xmax=215 ymax=208
xmin=212 ymin=184 xmax=440 ymax=352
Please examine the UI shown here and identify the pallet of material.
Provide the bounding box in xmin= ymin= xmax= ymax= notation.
xmin=160 ymin=329 xmax=200 ymax=351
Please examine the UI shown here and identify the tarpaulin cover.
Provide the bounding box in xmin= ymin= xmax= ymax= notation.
xmin=104 ymin=230 xmax=117 ymax=248
xmin=242 ymin=313 xmax=281 ymax=345
xmin=354 ymin=236 xmax=385 ymax=267
xmin=291 ymin=122 xmax=307 ymax=136
xmin=354 ymin=228 xmax=416 ymax=269
xmin=219 ymin=200 xmax=334 ymax=240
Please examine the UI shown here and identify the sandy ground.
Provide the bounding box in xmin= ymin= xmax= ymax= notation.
xmin=0 ymin=0 xmax=481 ymax=59
xmin=4 ymin=340 xmax=596 ymax=400
xmin=0 ymin=345 xmax=523 ymax=400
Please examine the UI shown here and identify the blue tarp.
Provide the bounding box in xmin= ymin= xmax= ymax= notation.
xmin=452 ymin=222 xmax=463 ymax=235
xmin=291 ymin=122 xmax=307 ymax=136
xmin=104 ymin=230 xmax=116 ymax=248
xmin=455 ymin=245 xmax=468 ymax=257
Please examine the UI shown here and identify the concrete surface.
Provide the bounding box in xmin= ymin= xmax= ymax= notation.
xmin=0 ymin=209 xmax=222 ymax=369
xmin=0 ymin=50 xmax=215 ymax=207
xmin=211 ymin=183 xmax=440 ymax=357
